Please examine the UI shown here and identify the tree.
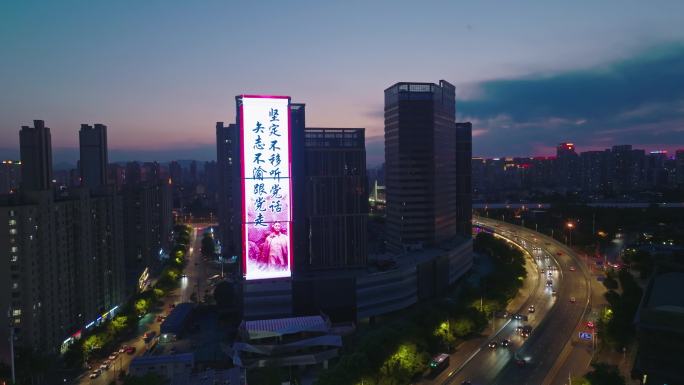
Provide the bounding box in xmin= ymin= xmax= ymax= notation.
xmin=584 ymin=363 xmax=625 ymax=385
xmin=135 ymin=298 xmax=149 ymax=317
xmin=603 ymin=275 xmax=618 ymax=290
xmin=452 ymin=317 xmax=475 ymax=338
xmin=108 ymin=315 xmax=129 ymax=334
xmin=83 ymin=334 xmax=104 ymax=353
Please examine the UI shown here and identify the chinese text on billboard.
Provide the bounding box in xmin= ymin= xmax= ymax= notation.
xmin=240 ymin=96 xmax=292 ymax=280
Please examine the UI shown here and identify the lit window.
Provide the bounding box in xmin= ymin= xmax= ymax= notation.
xmin=12 ymin=282 xmax=18 ymax=289
xmin=9 ymin=229 xmax=17 ymax=235
xmin=12 ymin=309 xmax=21 ymax=316
xmin=11 ymin=255 xmax=18 ymax=262
xmin=11 ymin=246 xmax=18 ymax=253
xmin=9 ymin=219 xmax=16 ymax=226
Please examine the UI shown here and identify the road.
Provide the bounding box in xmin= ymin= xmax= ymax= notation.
xmin=77 ymin=224 xmax=217 ymax=384
xmin=447 ymin=217 xmax=592 ymax=385
xmin=418 ymin=233 xmax=544 ymax=385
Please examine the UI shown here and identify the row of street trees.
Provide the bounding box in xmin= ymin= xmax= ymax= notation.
xmin=314 ymin=233 xmax=527 ymax=385
xmin=62 ymin=224 xmax=193 ymax=376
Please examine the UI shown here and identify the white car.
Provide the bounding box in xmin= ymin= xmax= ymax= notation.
xmin=100 ymin=362 xmax=109 ymax=371
xmin=89 ymin=371 xmax=100 ymax=379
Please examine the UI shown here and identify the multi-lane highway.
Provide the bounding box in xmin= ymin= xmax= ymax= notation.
xmin=437 ymin=218 xmax=592 ymax=385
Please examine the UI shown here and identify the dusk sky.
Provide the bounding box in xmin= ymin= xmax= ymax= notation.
xmin=2 ymin=0 xmax=684 ymax=166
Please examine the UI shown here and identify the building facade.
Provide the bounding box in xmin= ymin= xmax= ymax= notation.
xmin=384 ymin=81 xmax=461 ymax=252
xmin=79 ymin=124 xmax=108 ymax=188
xmin=303 ymin=127 xmax=368 ymax=269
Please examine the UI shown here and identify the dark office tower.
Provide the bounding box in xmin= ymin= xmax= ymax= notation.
xmin=304 ymin=128 xmax=368 ymax=269
xmin=78 ymin=124 xmax=108 ymax=188
xmin=384 ymin=81 xmax=458 ymax=253
xmin=676 ymin=150 xmax=684 ymax=187
xmin=555 ymin=142 xmax=579 ymax=191
xmin=19 ymin=120 xmax=53 ymax=191
xmin=216 ymin=122 xmax=237 ymax=255
xmin=455 ymin=122 xmax=472 ymax=238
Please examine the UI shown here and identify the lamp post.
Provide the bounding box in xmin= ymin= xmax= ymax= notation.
xmin=566 ymin=222 xmax=575 ymax=247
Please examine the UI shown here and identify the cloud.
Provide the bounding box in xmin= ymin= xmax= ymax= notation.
xmin=459 ymin=43 xmax=684 ymax=156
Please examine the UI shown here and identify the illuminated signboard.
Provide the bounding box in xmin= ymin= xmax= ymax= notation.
xmin=240 ymin=95 xmax=292 ymax=280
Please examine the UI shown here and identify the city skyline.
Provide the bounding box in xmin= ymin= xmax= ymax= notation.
xmin=2 ymin=1 xmax=684 ymax=166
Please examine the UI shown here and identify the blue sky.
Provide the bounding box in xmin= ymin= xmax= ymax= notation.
xmin=1 ymin=0 xmax=684 ymax=166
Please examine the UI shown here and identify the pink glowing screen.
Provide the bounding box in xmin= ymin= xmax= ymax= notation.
xmin=240 ymin=95 xmax=292 ymax=280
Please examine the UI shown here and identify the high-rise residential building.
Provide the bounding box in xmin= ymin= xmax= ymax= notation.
xmin=19 ymin=120 xmax=53 ymax=191
xmin=125 ymin=161 xmax=142 ymax=185
xmin=646 ymin=151 xmax=669 ymax=188
xmin=303 ymin=127 xmax=368 ymax=269
xmin=122 ymin=179 xmax=173 ymax=294
xmin=169 ymin=161 xmax=183 ymax=185
xmin=676 ymin=150 xmax=684 ymax=187
xmin=579 ymin=150 xmax=609 ymax=192
xmin=216 ymin=122 xmax=237 ymax=256
xmin=79 ymin=123 xmax=108 ymax=188
xmin=0 ymin=160 xmax=21 ymax=194
xmin=610 ymin=145 xmax=645 ymax=192
xmin=1 ymin=121 xmax=125 ymax=363
xmin=384 ymin=80 xmax=459 ymax=252
xmin=455 ymin=122 xmax=472 ymax=238
xmin=555 ymin=142 xmax=579 ymax=190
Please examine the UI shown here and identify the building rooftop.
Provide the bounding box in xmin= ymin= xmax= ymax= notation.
xmin=242 ymin=315 xmax=329 ymax=340
xmin=645 ymin=272 xmax=684 ymax=313
xmin=130 ymin=352 xmax=194 ymax=367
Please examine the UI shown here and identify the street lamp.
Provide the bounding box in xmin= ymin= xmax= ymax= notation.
xmin=566 ymin=222 xmax=575 ymax=247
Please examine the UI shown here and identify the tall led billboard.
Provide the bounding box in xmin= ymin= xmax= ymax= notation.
xmin=240 ymin=95 xmax=293 ymax=280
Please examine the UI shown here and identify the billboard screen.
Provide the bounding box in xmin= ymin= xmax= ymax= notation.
xmin=240 ymin=95 xmax=292 ymax=280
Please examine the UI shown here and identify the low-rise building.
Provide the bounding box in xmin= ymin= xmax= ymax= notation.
xmin=232 ymin=315 xmax=342 ymax=369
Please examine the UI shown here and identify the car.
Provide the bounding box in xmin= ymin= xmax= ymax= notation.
xmin=500 ymin=339 xmax=510 ymax=347
xmin=156 ymin=315 xmax=166 ymax=322
xmin=570 ymin=296 xmax=576 ymax=303
xmin=119 ymin=346 xmax=126 ymax=353
xmin=528 ymin=305 xmax=535 ymax=313
xmin=181 ymin=274 xmax=187 ymax=278
xmin=99 ymin=362 xmax=109 ymax=371
xmin=515 ymin=358 xmax=527 ymax=367
xmin=488 ymin=341 xmax=498 ymax=349
xmin=125 ymin=346 xmax=136 ymax=354
xmin=551 ymin=289 xmax=558 ymax=296
xmin=546 ymin=280 xmax=553 ymax=287
xmin=569 ymin=266 xmax=576 ymax=272
xmin=143 ymin=331 xmax=156 ymax=342
xmin=169 ymin=303 xmax=176 ymax=309
xmin=522 ymin=325 xmax=533 ymax=338
xmin=108 ymin=354 xmax=117 ymax=360
xmin=556 ymin=252 xmax=563 ymax=256
xmin=540 ymin=269 xmax=545 ymax=274
xmin=89 ymin=371 xmax=100 ymax=379
xmin=515 ymin=326 xmax=524 ymax=335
